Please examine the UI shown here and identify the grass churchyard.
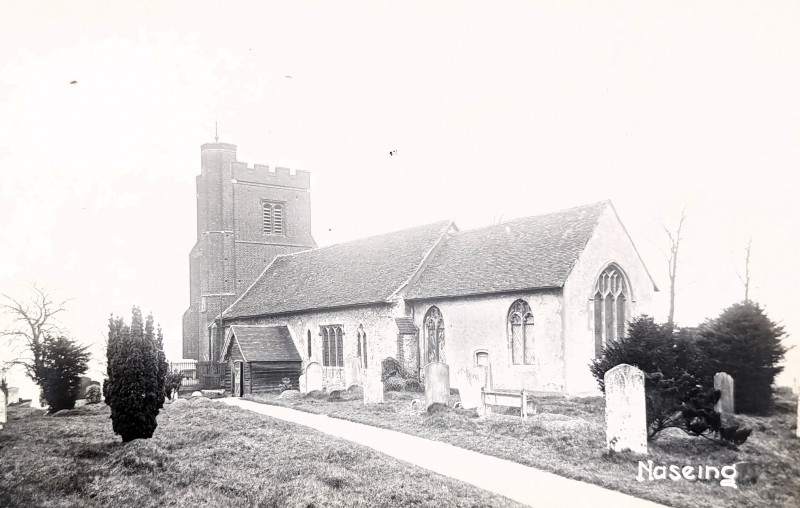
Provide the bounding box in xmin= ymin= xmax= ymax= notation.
xmin=0 ymin=400 xmax=525 ymax=508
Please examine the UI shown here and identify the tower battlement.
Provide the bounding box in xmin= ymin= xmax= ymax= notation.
xmin=231 ymin=162 xmax=310 ymax=189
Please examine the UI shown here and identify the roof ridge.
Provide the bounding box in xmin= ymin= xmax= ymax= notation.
xmin=276 ymin=220 xmax=453 ymax=258
xmin=452 ymin=200 xmax=610 ymax=236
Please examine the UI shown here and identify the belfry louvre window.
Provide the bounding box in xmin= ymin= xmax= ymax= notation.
xmin=320 ymin=325 xmax=344 ymax=367
xmin=593 ymin=265 xmax=628 ymax=357
xmin=261 ymin=201 xmax=284 ymax=235
xmin=508 ymin=300 xmax=534 ymax=365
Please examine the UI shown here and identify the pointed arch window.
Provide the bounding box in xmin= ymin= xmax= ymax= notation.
xmin=423 ymin=306 xmax=445 ymax=363
xmin=320 ymin=325 xmax=344 ymax=367
xmin=261 ymin=201 xmax=285 ymax=235
xmin=307 ymin=330 xmax=312 ymax=358
xmin=508 ymin=300 xmax=534 ymax=365
xmin=357 ymin=324 xmax=368 ymax=369
xmin=594 ymin=265 xmax=629 ymax=356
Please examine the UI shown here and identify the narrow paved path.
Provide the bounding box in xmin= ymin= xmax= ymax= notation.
xmin=220 ymin=397 xmax=668 ymax=508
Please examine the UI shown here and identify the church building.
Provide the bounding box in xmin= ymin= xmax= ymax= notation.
xmin=184 ymin=141 xmax=658 ymax=396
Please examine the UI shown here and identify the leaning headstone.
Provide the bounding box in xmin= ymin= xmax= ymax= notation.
xmin=604 ymin=364 xmax=647 ymax=454
xmin=306 ymin=362 xmax=323 ymax=393
xmin=714 ymin=372 xmax=735 ymax=414
xmin=425 ymin=362 xmax=450 ymax=408
xmin=363 ymin=368 xmax=384 ymax=404
xmin=0 ymin=389 xmax=6 ymax=429
xmin=455 ymin=365 xmax=488 ymax=410
xmin=7 ymin=387 xmax=19 ymax=405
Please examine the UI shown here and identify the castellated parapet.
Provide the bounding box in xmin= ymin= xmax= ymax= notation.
xmin=231 ymin=162 xmax=311 ymax=189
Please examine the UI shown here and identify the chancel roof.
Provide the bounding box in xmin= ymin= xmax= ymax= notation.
xmin=404 ymin=201 xmax=609 ymax=300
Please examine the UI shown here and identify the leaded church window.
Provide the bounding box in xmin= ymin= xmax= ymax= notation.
xmin=594 ymin=265 xmax=628 ymax=356
xmin=424 ymin=306 xmax=445 ymax=363
xmin=508 ymin=300 xmax=534 ymax=365
xmin=320 ymin=325 xmax=344 ymax=367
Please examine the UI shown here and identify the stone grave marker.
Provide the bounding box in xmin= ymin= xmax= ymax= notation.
xmin=714 ymin=372 xmax=735 ymax=414
xmin=0 ymin=389 xmax=6 ymax=429
xmin=455 ymin=365 xmax=487 ymax=410
xmin=306 ymin=362 xmax=323 ymax=393
xmin=7 ymin=387 xmax=19 ymax=405
xmin=298 ymin=374 xmax=307 ymax=394
xmin=425 ymin=362 xmax=450 ymax=408
xmin=363 ymin=367 xmax=384 ymax=404
xmin=604 ymin=363 xmax=647 ymax=454
xmin=30 ymin=388 xmax=45 ymax=409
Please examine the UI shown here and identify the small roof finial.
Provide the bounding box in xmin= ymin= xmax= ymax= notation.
xmin=215 ymin=122 xmax=219 ymax=143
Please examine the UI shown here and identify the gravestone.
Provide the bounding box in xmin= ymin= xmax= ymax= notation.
xmin=306 ymin=362 xmax=323 ymax=393
xmin=714 ymin=372 xmax=735 ymax=414
xmin=7 ymin=387 xmax=19 ymax=405
xmin=455 ymin=365 xmax=488 ymax=410
xmin=30 ymin=388 xmax=45 ymax=409
xmin=425 ymin=362 xmax=450 ymax=408
xmin=604 ymin=364 xmax=647 ymax=454
xmin=298 ymin=374 xmax=307 ymax=394
xmin=0 ymin=389 xmax=6 ymax=429
xmin=363 ymin=367 xmax=384 ymax=404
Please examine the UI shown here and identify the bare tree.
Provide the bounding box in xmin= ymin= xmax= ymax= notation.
xmin=662 ymin=208 xmax=686 ymax=326
xmin=0 ymin=285 xmax=68 ymax=384
xmin=737 ymin=237 xmax=752 ymax=303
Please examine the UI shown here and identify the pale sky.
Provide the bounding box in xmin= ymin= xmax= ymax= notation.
xmin=1 ymin=1 xmax=798 ymax=396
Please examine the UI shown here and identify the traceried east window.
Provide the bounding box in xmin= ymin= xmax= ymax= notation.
xmin=593 ymin=264 xmax=628 ymax=357
xmin=423 ymin=306 xmax=445 ymax=363
xmin=262 ymin=201 xmax=284 ymax=235
xmin=320 ymin=325 xmax=344 ymax=367
xmin=508 ymin=300 xmax=534 ymax=365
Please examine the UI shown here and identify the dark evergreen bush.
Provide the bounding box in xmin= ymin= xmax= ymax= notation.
xmin=85 ymin=384 xmax=102 ymax=404
xmin=695 ymin=301 xmax=789 ymax=415
xmin=590 ymin=315 xmax=750 ymax=446
xmin=40 ymin=335 xmax=90 ymax=413
xmin=105 ymin=308 xmax=168 ymax=442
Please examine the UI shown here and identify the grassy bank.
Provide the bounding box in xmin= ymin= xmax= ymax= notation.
xmin=0 ymin=400 xmax=524 ymax=508
xmin=247 ymin=388 xmax=800 ymax=508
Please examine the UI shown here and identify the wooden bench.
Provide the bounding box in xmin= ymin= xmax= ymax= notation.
xmin=480 ymin=389 xmax=533 ymax=419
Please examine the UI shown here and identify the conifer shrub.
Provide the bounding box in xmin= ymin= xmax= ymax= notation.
xmin=85 ymin=384 xmax=102 ymax=404
xmin=590 ymin=315 xmax=750 ymax=446
xmin=695 ymin=301 xmax=789 ymax=415
xmin=40 ymin=335 xmax=90 ymax=413
xmin=104 ymin=307 xmax=169 ymax=442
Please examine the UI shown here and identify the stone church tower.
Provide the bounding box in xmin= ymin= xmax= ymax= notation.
xmin=182 ymin=141 xmax=316 ymax=361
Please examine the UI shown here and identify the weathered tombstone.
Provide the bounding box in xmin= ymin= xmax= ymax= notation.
xmin=604 ymin=364 xmax=647 ymax=454
xmin=363 ymin=367 xmax=384 ymax=404
xmin=0 ymin=389 xmax=6 ymax=429
xmin=425 ymin=362 xmax=450 ymax=408
xmin=298 ymin=374 xmax=307 ymax=394
xmin=455 ymin=365 xmax=487 ymax=410
xmin=306 ymin=362 xmax=323 ymax=393
xmin=7 ymin=387 xmax=19 ymax=405
xmin=714 ymin=372 xmax=735 ymax=414
xmin=30 ymin=388 xmax=45 ymax=409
